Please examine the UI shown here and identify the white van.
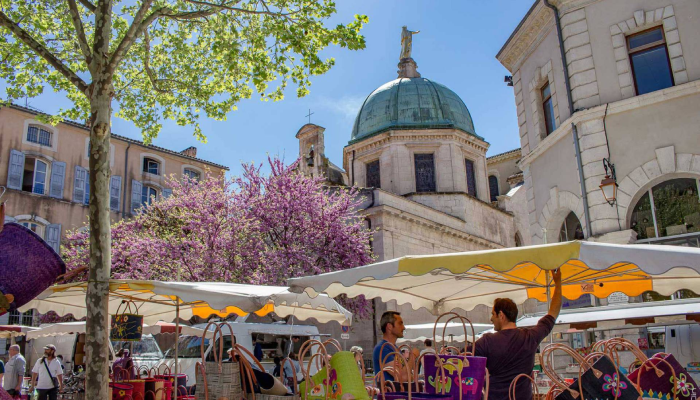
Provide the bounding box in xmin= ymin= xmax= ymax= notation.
xmin=28 ymin=333 xmax=163 ymax=373
xmin=154 ymin=321 xmax=323 ymax=385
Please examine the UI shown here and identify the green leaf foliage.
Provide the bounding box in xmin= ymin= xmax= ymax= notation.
xmin=0 ymin=0 xmax=367 ymax=142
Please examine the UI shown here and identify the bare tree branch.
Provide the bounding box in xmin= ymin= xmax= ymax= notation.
xmin=105 ymin=0 xmax=155 ymax=76
xmin=0 ymin=11 xmax=88 ymax=93
xmin=77 ymin=0 xmax=96 ymax=13
xmin=67 ymin=0 xmax=94 ymax=69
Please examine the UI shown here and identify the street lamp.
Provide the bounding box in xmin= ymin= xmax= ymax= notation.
xmin=599 ymin=158 xmax=617 ymax=206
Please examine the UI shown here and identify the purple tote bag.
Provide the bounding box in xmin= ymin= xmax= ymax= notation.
xmin=423 ymin=354 xmax=487 ymax=400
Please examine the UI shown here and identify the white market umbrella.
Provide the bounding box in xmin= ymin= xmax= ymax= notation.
xmin=20 ymin=280 xmax=352 ymax=325
xmin=0 ymin=325 xmax=37 ymax=339
xmin=288 ymin=241 xmax=700 ymax=315
xmin=26 ymin=321 xmax=216 ymax=340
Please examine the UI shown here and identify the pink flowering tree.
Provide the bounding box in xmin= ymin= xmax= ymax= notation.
xmin=63 ymin=157 xmax=374 ymax=318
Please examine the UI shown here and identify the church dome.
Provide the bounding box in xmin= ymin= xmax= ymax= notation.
xmin=350 ymin=77 xmax=481 ymax=143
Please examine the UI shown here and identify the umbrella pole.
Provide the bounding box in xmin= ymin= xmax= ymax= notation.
xmin=545 ymin=271 xmax=554 ymax=366
xmin=175 ymin=298 xmax=180 ymax=400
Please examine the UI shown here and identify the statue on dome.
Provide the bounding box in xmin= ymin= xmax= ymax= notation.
xmin=400 ymin=26 xmax=419 ymax=60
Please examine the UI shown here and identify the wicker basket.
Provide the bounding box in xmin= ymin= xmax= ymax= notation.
xmin=195 ymin=322 xmax=243 ymax=400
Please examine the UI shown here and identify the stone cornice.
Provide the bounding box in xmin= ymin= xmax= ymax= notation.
xmin=344 ymin=128 xmax=489 ymax=162
xmin=363 ymin=204 xmax=503 ymax=250
xmin=519 ymin=80 xmax=700 ymax=167
xmin=496 ymin=1 xmax=554 ymax=73
xmin=486 ymin=148 xmax=521 ymax=165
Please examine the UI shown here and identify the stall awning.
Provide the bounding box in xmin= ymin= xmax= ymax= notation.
xmin=25 ymin=321 xmax=216 ymax=340
xmin=517 ymin=298 xmax=700 ymax=328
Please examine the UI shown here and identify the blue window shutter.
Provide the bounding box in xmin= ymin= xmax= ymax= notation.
xmin=49 ymin=161 xmax=67 ymax=199
xmin=162 ymin=188 xmax=172 ymax=199
xmin=7 ymin=149 xmax=25 ymax=190
xmin=131 ymin=180 xmax=143 ymax=215
xmin=110 ymin=176 xmax=122 ymax=211
xmin=84 ymin=172 xmax=90 ymax=205
xmin=45 ymin=224 xmax=61 ymax=254
xmin=73 ymin=166 xmax=87 ymax=203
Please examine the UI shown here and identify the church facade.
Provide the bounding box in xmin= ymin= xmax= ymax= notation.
xmin=295 ymin=50 xmax=527 ymax=352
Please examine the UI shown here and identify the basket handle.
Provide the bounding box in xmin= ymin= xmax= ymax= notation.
xmin=432 ymin=312 xmax=476 ymax=356
xmin=541 ymin=343 xmax=595 ymax=399
xmin=509 ymin=373 xmax=538 ymax=400
xmin=281 ymin=356 xmax=299 ymax=394
xmin=378 ymin=341 xmax=412 ymax=400
xmin=199 ymin=321 xmax=222 ymax=370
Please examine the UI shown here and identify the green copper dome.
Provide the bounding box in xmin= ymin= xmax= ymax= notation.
xmin=350 ymin=77 xmax=481 ymax=143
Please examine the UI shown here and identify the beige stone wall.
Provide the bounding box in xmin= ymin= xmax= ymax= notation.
xmin=487 ymin=151 xmax=521 ymax=199
xmin=0 ymin=106 xmax=227 ymax=251
xmin=344 ymin=129 xmax=491 ymax=203
xmin=498 ymin=184 xmax=532 ymax=247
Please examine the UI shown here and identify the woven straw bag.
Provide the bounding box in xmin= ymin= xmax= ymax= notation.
xmin=195 ymin=322 xmax=242 ymax=400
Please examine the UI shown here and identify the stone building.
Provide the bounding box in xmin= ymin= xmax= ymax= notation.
xmin=0 ymin=104 xmax=228 ymax=255
xmin=497 ymin=0 xmax=700 ymax=247
xmin=296 ymin=48 xmax=530 ymax=354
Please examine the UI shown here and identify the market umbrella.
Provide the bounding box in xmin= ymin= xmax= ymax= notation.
xmin=20 ymin=279 xmax=352 ymax=390
xmin=25 ymin=321 xmax=216 ymax=340
xmin=20 ymin=280 xmax=352 ymax=325
xmin=0 ymin=324 xmax=37 ymax=339
xmin=288 ymin=241 xmax=700 ymax=315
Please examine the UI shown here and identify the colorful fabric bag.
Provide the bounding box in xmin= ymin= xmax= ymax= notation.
xmin=299 ymin=339 xmax=369 ymax=400
xmin=605 ymin=338 xmax=694 ymax=400
xmin=422 ymin=312 xmax=487 ymax=400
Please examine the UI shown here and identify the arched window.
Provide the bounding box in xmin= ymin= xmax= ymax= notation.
xmin=630 ymin=178 xmax=700 ymax=239
xmin=143 ymin=157 xmax=161 ymax=175
xmin=183 ymin=168 xmax=201 ymax=181
xmin=19 ymin=221 xmax=44 ymax=238
xmin=488 ymin=175 xmax=499 ymax=202
xmin=559 ymin=211 xmax=584 ymax=242
xmin=515 ymin=232 xmax=523 ymax=247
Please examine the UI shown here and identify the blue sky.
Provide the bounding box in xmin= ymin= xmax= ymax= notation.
xmin=10 ymin=0 xmax=534 ymax=176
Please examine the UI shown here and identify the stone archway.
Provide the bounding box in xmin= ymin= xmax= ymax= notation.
xmin=532 ymin=187 xmax=587 ymax=244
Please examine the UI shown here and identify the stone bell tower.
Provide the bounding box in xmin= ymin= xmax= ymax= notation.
xmin=295 ymin=123 xmax=346 ymax=185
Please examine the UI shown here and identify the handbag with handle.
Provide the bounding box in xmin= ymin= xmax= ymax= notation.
xmin=378 ymin=340 xmax=453 ymax=400
xmin=544 ymin=343 xmax=642 ymax=400
xmin=606 ymin=338 xmax=692 ymax=400
xmin=195 ymin=322 xmax=242 ymax=400
xmin=111 ymin=300 xmax=144 ymax=341
xmin=423 ymin=312 xmax=488 ymax=400
xmin=298 ymin=339 xmax=370 ymax=400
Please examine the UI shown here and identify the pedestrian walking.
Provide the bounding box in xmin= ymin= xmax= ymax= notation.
xmin=31 ymin=344 xmax=63 ymax=400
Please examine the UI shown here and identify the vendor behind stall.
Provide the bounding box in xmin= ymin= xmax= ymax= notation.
xmin=373 ymin=311 xmax=411 ymax=384
xmin=474 ymin=269 xmax=562 ymax=400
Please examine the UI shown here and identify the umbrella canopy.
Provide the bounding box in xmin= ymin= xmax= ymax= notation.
xmin=288 ymin=241 xmax=700 ymax=315
xmin=20 ymin=280 xmax=352 ymax=325
xmin=0 ymin=325 xmax=37 ymax=339
xmin=25 ymin=321 xmax=216 ymax=340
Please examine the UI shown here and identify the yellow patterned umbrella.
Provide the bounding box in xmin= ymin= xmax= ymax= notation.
xmin=288 ymin=241 xmax=700 ymax=314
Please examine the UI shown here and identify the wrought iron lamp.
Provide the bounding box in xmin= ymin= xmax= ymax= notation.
xmin=599 ymin=158 xmax=617 ymax=206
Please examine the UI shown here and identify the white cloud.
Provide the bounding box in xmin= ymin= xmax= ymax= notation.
xmin=316 ymin=95 xmax=365 ymax=121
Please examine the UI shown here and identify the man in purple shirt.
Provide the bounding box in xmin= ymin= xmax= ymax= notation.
xmin=474 ymin=269 xmax=562 ymax=400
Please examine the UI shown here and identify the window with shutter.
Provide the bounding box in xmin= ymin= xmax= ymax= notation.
xmin=45 ymin=224 xmax=61 ymax=254
xmin=73 ymin=166 xmax=87 ymax=203
xmin=50 ymin=161 xmax=67 ymax=199
xmin=84 ymin=172 xmax=90 ymax=205
xmin=110 ymin=176 xmax=122 ymax=211
xmin=131 ymin=180 xmax=143 ymax=214
xmin=465 ymin=159 xmax=477 ymax=197
xmin=414 ymin=154 xmax=436 ymax=193
xmin=7 ymin=149 xmax=25 ymax=190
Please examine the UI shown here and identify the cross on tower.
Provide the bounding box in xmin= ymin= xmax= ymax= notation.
xmin=305 ymin=109 xmax=314 ymax=124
